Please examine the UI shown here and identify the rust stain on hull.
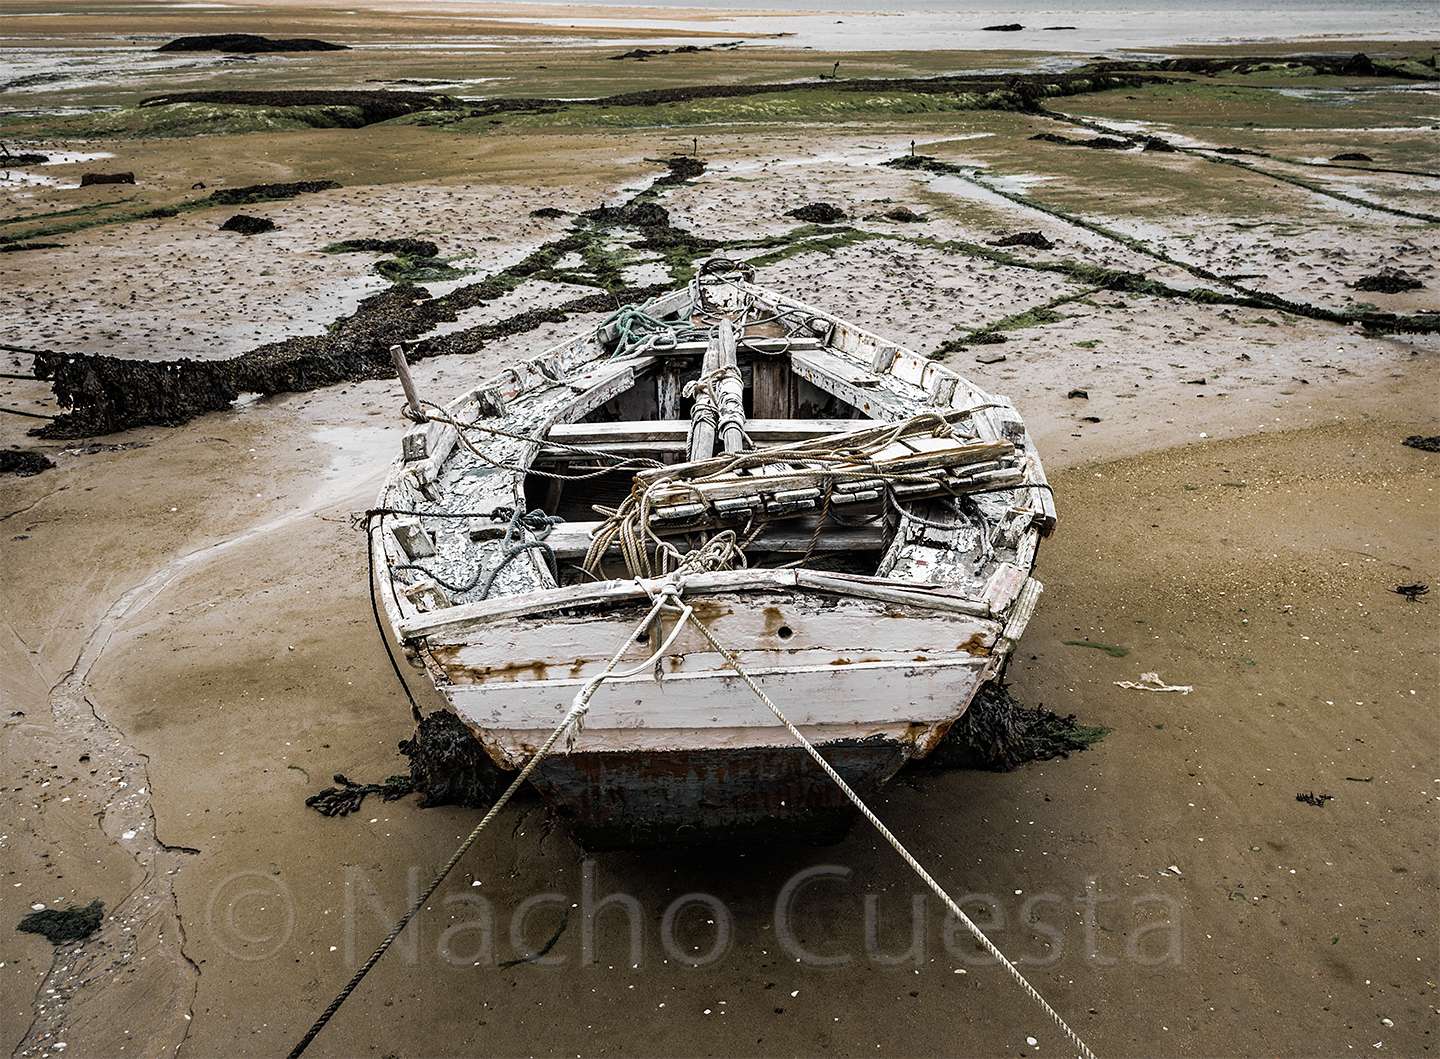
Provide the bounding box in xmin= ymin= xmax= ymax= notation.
xmin=959 ymin=632 xmax=990 ymax=656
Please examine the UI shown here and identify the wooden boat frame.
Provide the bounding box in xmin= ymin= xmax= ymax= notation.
xmin=373 ymin=260 xmax=1055 ymax=847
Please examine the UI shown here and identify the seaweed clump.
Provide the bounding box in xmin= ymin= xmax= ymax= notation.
xmin=920 ymin=682 xmax=1110 ymax=771
xmin=305 ymin=773 xmax=414 ymax=816
xmin=139 ymin=91 xmax=457 ymax=126
xmin=0 ymin=450 xmax=54 ymax=476
xmin=399 ymin=711 xmax=509 ymax=808
xmin=17 ymin=899 xmax=104 ymax=945
xmin=989 ymin=231 xmax=1054 ymax=248
xmin=29 ymin=280 xmax=446 ymax=436
xmin=786 ymin=203 xmax=848 ymax=223
xmin=323 ymin=237 xmax=439 ymax=257
xmin=208 ymin=180 xmax=341 ymax=206
xmin=219 ymin=214 xmax=276 ymax=234
xmin=1073 ymin=52 xmax=1433 ymax=81
xmin=157 ymin=34 xmax=349 ymax=53
xmin=1351 ymin=268 xmax=1424 ymax=293
xmin=581 ymin=202 xmax=672 ymax=228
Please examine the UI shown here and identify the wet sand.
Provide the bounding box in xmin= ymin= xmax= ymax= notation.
xmin=2 ymin=11 xmax=1439 ymax=1059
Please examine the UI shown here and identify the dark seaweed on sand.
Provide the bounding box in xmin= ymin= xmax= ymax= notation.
xmin=208 ymin=180 xmax=342 ymax=205
xmin=399 ymin=711 xmax=508 ymax=808
xmin=329 ymin=688 xmax=1104 ymax=817
xmin=0 ymin=450 xmax=54 ymax=475
xmin=219 ymin=214 xmax=276 ymax=235
xmin=322 ymin=238 xmax=439 ymax=258
xmin=1351 ymin=269 xmax=1425 ymax=293
xmin=26 ymin=158 xmax=707 ymax=438
xmin=157 ymin=34 xmax=348 ymax=53
xmin=1072 ymin=52 xmax=1432 ymax=80
xmin=27 ymin=279 xmax=674 ymax=437
xmin=17 ymin=899 xmax=104 ymax=945
xmin=786 ymin=203 xmax=848 ymax=224
xmin=921 ymin=683 xmax=1110 ymax=772
xmin=138 ymin=91 xmax=457 ymax=126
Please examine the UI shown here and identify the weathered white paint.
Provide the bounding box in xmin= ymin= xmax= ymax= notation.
xmin=445 ymin=655 xmax=991 ymax=738
xmin=984 ymin=561 xmax=1029 ymax=614
xmin=429 ymin=601 xmax=997 ymax=672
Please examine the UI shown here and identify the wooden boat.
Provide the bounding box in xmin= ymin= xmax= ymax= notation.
xmin=373 ymin=258 xmax=1055 ymax=849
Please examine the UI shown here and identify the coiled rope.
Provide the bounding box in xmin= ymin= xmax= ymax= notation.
xmin=582 ymin=411 xmax=986 ymax=581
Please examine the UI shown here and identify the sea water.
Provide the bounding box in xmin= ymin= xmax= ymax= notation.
xmin=409 ymin=0 xmax=1437 ymax=52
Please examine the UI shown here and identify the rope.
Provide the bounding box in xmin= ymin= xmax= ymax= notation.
xmin=679 ymin=607 xmax=1100 ymax=1059
xmin=582 ymin=412 xmax=992 ymax=581
xmin=286 ymin=586 xmax=683 ymax=1059
xmin=596 ymin=304 xmax=704 ymax=360
xmin=364 ymin=516 xmax=422 ymax=722
xmin=395 ymin=507 xmax=562 ymax=598
xmin=419 ymin=404 xmax=664 ymax=480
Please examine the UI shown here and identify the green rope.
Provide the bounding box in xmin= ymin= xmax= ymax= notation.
xmin=597 ymin=299 xmax=701 ymax=359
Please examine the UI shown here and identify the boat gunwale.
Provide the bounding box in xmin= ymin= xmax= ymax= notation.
xmin=395 ymin=566 xmax=997 ymax=642
xmin=378 ymin=273 xmax=1051 ymax=647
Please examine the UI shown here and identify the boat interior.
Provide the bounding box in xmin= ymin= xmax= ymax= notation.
xmin=384 ymin=261 xmax=1053 ymax=615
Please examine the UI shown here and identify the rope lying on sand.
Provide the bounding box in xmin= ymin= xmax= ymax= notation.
xmin=676 ymin=584 xmax=1101 ymax=1059
xmin=293 ymin=561 xmax=1102 ymax=1058
xmin=286 ymin=573 xmax=696 ymax=1059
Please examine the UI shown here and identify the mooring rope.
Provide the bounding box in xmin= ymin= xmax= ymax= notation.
xmin=678 ymin=602 xmax=1100 ymax=1059
xmin=582 ymin=411 xmax=991 ymax=581
xmin=363 ymin=516 xmax=421 ymax=722
xmin=286 ymin=584 xmax=686 ymax=1059
xmin=418 ymin=404 xmax=665 ymax=480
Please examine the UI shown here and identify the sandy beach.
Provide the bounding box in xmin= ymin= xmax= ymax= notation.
xmin=2 ymin=5 xmax=1437 ymax=1057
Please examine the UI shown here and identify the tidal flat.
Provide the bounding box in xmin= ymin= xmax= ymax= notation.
xmin=1 ymin=7 xmax=1437 ymax=1057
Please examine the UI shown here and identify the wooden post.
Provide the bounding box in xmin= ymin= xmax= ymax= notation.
xmin=716 ymin=318 xmax=746 ymax=454
xmin=688 ymin=334 xmax=719 ymax=462
xmin=544 ymin=465 xmax=566 ymax=515
xmin=390 ymin=344 xmax=423 ymax=418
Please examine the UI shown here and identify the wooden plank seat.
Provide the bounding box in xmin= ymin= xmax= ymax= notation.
xmin=540 ymin=517 xmax=887 ymax=559
xmin=538 ymin=419 xmax=864 ymax=459
xmin=626 ymin=413 xmax=1024 ymax=533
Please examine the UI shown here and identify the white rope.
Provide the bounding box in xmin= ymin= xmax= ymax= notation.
xmin=284 ymin=586 xmax=683 ymax=1058
xmin=564 ymin=583 xmax=692 ymax=749
xmin=679 ymin=604 xmax=1100 ymax=1059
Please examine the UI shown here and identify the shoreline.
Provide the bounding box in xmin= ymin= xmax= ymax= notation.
xmin=4 ymin=0 xmax=1438 ymax=53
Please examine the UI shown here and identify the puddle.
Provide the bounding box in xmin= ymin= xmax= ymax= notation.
xmin=310 ymin=423 xmax=401 ymax=501
xmin=0 ymin=150 xmax=116 ymax=187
